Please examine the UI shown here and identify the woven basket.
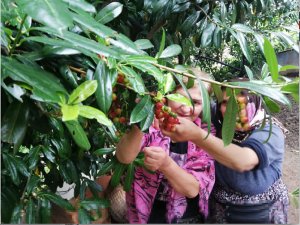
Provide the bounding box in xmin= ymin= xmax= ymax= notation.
xmin=107 ymin=184 xmax=128 ymax=223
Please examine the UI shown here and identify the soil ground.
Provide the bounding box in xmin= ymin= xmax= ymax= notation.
xmin=274 ymin=97 xmax=299 ymax=224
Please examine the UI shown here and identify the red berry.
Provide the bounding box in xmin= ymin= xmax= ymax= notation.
xmin=155 ymin=102 xmax=163 ymax=109
xmin=112 ymin=93 xmax=117 ymax=101
xmin=237 ymin=96 xmax=247 ymax=104
xmin=162 ymin=98 xmax=167 ymax=104
xmin=240 ymin=116 xmax=249 ymax=124
xmin=119 ymin=117 xmax=126 ymax=124
xmin=115 ymin=108 xmax=122 ymax=115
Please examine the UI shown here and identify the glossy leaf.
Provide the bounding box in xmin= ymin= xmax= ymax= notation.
xmin=40 ymin=199 xmax=51 ymax=223
xmin=96 ymin=2 xmax=123 ymax=24
xmin=263 ymin=96 xmax=280 ymax=113
xmin=10 ymin=204 xmax=23 ymax=223
xmin=130 ymin=95 xmax=153 ymax=124
xmin=2 ymin=153 xmax=19 ymax=185
xmin=123 ymin=55 xmax=157 ymax=63
xmin=1 ymin=100 xmax=30 ymax=152
xmin=156 ymin=28 xmax=166 ymax=58
xmin=62 ymin=0 xmax=95 ymax=13
xmin=16 ymin=0 xmax=73 ymax=30
xmin=127 ymin=61 xmax=164 ymax=84
xmin=6 ymin=154 xmax=30 ymax=177
xmin=244 ymin=65 xmax=254 ymax=80
xmin=134 ymin=39 xmax=154 ymax=50
xmin=275 ymin=32 xmax=299 ymax=53
xmin=59 ymin=65 xmax=78 ymax=88
xmin=78 ymin=105 xmax=112 ymax=127
xmin=163 ymin=73 xmax=176 ymax=94
xmin=2 ymin=57 xmax=67 ymax=103
xmin=231 ymin=23 xmax=254 ymax=33
xmin=213 ymin=26 xmax=222 ymax=48
xmin=27 ymin=146 xmax=41 ymax=170
xmin=260 ymin=63 xmax=269 ymax=79
xmin=253 ymin=33 xmax=264 ymax=53
xmin=110 ymin=162 xmax=127 ymax=188
xmin=51 ymin=138 xmax=70 ymax=159
xmin=211 ymin=84 xmax=223 ymax=103
xmin=38 ymin=191 xmax=75 ymax=211
xmin=98 ymin=157 xmax=116 ymax=176
xmin=222 ymin=94 xmax=238 ymax=146
xmin=196 ymin=78 xmax=212 ymax=136
xmin=235 ymin=32 xmax=252 ymax=63
xmin=68 ymin=80 xmax=98 ymax=104
xmin=229 ymin=81 xmax=290 ymax=106
xmin=1 ymin=83 xmax=25 ymax=102
xmin=25 ymin=199 xmax=35 ymax=224
xmin=279 ymin=65 xmax=299 ymax=72
xmin=201 ymin=23 xmax=216 ymax=47
xmin=78 ymin=208 xmax=91 ymax=224
xmin=139 ymin=104 xmax=155 ymax=132
xmin=166 ymin=93 xmax=192 ymax=106
xmin=119 ymin=66 xmax=146 ymax=93
xmin=94 ymin=61 xmax=113 ymax=114
xmin=180 ymin=11 xmax=200 ymax=34
xmin=93 ymin=148 xmax=115 ymax=156
xmin=159 ymin=44 xmax=182 ymax=59
xmin=263 ymin=38 xmax=279 ymax=82
xmin=26 ymin=175 xmax=40 ymax=194
xmin=61 ymin=104 xmax=79 ymax=121
xmin=123 ymin=163 xmax=135 ymax=192
xmin=71 ymin=12 xmax=141 ymax=55
xmin=220 ymin=1 xmax=227 ymax=21
xmin=65 ymin=120 xmax=91 ymax=150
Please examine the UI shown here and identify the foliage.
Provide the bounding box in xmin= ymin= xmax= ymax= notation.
xmin=1 ymin=0 xmax=298 ymax=223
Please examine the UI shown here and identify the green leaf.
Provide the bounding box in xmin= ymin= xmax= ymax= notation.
xmin=51 ymin=138 xmax=70 ymax=159
xmin=275 ymin=32 xmax=299 ymax=53
xmin=130 ymin=95 xmax=153 ymax=124
xmin=196 ymin=78 xmax=212 ymax=136
xmin=59 ymin=65 xmax=78 ymax=88
xmin=127 ymin=61 xmax=163 ymax=84
xmin=62 ymin=0 xmax=95 ymax=13
xmin=98 ymin=157 xmax=116 ymax=176
xmin=86 ymin=179 xmax=103 ymax=192
xmin=110 ymin=163 xmax=127 ymax=188
xmin=27 ymin=146 xmax=41 ymax=170
xmin=2 ymin=153 xmax=19 ymax=185
xmin=65 ymin=120 xmax=91 ymax=150
xmin=1 ymin=100 xmax=30 ymax=152
xmin=139 ymin=104 xmax=155 ymax=132
xmin=166 ymin=93 xmax=192 ymax=106
xmin=10 ymin=204 xmax=23 ymax=223
xmin=134 ymin=39 xmax=154 ymax=50
xmin=39 ymin=191 xmax=75 ymax=211
xmin=39 ymin=199 xmax=51 ymax=223
xmin=25 ymin=199 xmax=35 ymax=224
xmin=159 ymin=44 xmax=182 ymax=59
xmin=201 ymin=23 xmax=216 ymax=47
xmin=180 ymin=11 xmax=200 ymax=34
xmin=26 ymin=175 xmax=40 ymax=194
xmin=78 ymin=105 xmax=112 ymax=127
xmin=229 ymin=81 xmax=291 ymax=107
xmin=80 ymin=199 xmax=110 ymax=210
xmin=11 ymin=155 xmax=30 ymax=177
xmin=222 ymin=94 xmax=238 ymax=146
xmin=261 ymin=63 xmax=269 ymax=79
xmin=244 ymin=65 xmax=254 ymax=80
xmin=119 ymin=66 xmax=146 ymax=93
xmin=213 ymin=26 xmax=222 ymax=48
xmin=93 ymin=148 xmax=115 ymax=156
xmin=279 ymin=65 xmax=299 ymax=72
xmin=61 ymin=104 xmax=79 ymax=121
xmin=71 ymin=12 xmax=141 ymax=55
xmin=220 ymin=1 xmax=227 ymax=22
xmin=2 ymin=57 xmax=67 ymax=103
xmin=16 ymin=0 xmax=73 ymax=30
xmin=235 ymin=32 xmax=252 ymax=63
xmin=123 ymin=55 xmax=157 ymax=63
xmin=1 ymin=83 xmax=25 ymax=102
xmin=78 ymin=208 xmax=91 ymax=224
xmin=211 ymin=84 xmax=223 ymax=103
xmin=68 ymin=80 xmax=98 ymax=104
xmin=163 ymin=73 xmax=176 ymax=94
xmin=263 ymin=96 xmax=280 ymax=113
xmin=60 ymin=160 xmax=79 ymax=183
xmin=123 ymin=163 xmax=135 ymax=192
xmin=231 ymin=23 xmax=254 ymax=33
xmin=94 ymin=61 xmax=114 ymax=114
xmin=263 ymin=38 xmax=279 ymax=82
xmin=156 ymin=28 xmax=166 ymax=58
xmin=95 ymin=2 xmax=123 ymax=24
xmin=253 ymin=33 xmax=264 ymax=53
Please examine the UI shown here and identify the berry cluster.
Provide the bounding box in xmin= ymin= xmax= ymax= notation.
xmin=109 ymin=87 xmax=127 ymax=125
xmin=117 ymin=73 xmax=129 ymax=86
xmin=154 ymin=98 xmax=179 ymax=132
xmin=235 ymin=95 xmax=250 ymax=131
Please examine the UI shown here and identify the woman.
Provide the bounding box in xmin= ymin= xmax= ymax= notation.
xmin=115 ymin=70 xmax=215 ymax=223
xmin=160 ymin=87 xmax=289 ymax=224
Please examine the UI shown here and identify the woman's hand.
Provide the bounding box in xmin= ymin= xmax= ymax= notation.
xmin=143 ymin=147 xmax=171 ymax=172
xmin=159 ymin=117 xmax=200 ymax=142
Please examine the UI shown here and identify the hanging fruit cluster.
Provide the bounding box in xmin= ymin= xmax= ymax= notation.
xmin=154 ymin=98 xmax=180 ymax=132
xmin=235 ymin=94 xmax=250 ymax=131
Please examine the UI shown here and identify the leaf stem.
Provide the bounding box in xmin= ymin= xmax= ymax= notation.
xmin=9 ymin=14 xmax=27 ymax=56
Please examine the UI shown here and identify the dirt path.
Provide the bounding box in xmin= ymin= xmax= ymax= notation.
xmin=275 ymin=97 xmax=299 ymax=224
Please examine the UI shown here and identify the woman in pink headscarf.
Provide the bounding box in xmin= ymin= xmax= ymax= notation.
xmin=115 ymin=70 xmax=216 ymax=223
xmin=161 ymin=86 xmax=290 ymax=224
